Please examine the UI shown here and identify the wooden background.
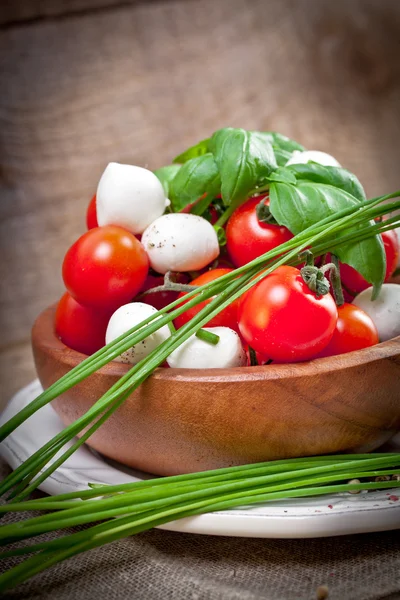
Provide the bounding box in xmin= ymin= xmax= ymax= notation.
xmin=0 ymin=0 xmax=400 ymax=407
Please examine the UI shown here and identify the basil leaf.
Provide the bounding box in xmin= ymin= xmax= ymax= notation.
xmin=210 ymin=128 xmax=277 ymax=206
xmin=190 ymin=194 xmax=214 ymax=216
xmin=169 ymin=153 xmax=221 ymax=211
xmin=255 ymin=132 xmax=305 ymax=167
xmin=154 ymin=164 xmax=181 ymax=197
xmin=258 ymin=132 xmax=305 ymax=153
xmin=173 ymin=138 xmax=210 ymax=164
xmin=272 ymin=147 xmax=293 ymax=167
xmin=268 ymin=167 xmax=297 ymax=185
xmin=269 ymin=181 xmax=385 ymax=295
xmin=287 ymin=163 xmax=366 ymax=202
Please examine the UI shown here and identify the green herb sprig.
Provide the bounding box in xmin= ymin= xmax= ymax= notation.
xmin=0 ymin=454 xmax=399 ymax=591
xmin=166 ymin=128 xmax=384 ymax=292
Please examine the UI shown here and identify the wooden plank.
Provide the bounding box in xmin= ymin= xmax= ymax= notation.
xmin=0 ymin=0 xmax=399 ymax=402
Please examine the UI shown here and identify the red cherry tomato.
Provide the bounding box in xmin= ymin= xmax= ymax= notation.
xmin=140 ymin=273 xmax=189 ymax=311
xmin=55 ymin=292 xmax=112 ymax=355
xmin=316 ymin=303 xmax=378 ymax=358
xmin=174 ymin=268 xmax=240 ymax=332
xmin=238 ymin=266 xmax=338 ymax=362
xmin=226 ymin=196 xmax=293 ymax=267
xmin=86 ymin=195 xmax=98 ymax=229
xmin=340 ymin=230 xmax=399 ymax=295
xmin=62 ymin=225 xmax=149 ymax=311
xmin=382 ymin=229 xmax=399 ymax=279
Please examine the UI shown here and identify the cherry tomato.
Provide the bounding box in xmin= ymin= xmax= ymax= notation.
xmin=63 ymin=225 xmax=149 ymax=311
xmin=226 ymin=195 xmax=293 ymax=267
xmin=174 ymin=268 xmax=240 ymax=332
xmin=238 ymin=266 xmax=338 ymax=362
xmin=86 ymin=195 xmax=98 ymax=229
xmin=340 ymin=230 xmax=399 ymax=295
xmin=140 ymin=273 xmax=189 ymax=311
xmin=55 ymin=292 xmax=112 ymax=355
xmin=382 ymin=229 xmax=399 ymax=279
xmin=315 ymin=303 xmax=379 ymax=358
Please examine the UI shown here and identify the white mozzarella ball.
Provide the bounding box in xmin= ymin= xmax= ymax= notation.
xmin=141 ymin=213 xmax=220 ymax=274
xmin=286 ymin=150 xmax=341 ymax=168
xmin=106 ymin=302 xmax=171 ymax=364
xmin=167 ymin=327 xmax=247 ymax=369
xmin=96 ymin=162 xmax=169 ymax=234
xmin=352 ymin=284 xmax=400 ymax=342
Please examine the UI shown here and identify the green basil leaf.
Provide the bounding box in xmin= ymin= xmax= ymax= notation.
xmin=154 ymin=164 xmax=181 ymax=197
xmin=269 ymin=181 xmax=385 ymax=295
xmin=272 ymin=147 xmax=292 ymax=167
xmin=287 ymin=163 xmax=366 ymax=202
xmin=173 ymin=138 xmax=210 ymax=164
xmin=189 ymin=194 xmax=214 ymax=216
xmin=169 ymin=153 xmax=221 ymax=211
xmin=254 ymin=132 xmax=305 ymax=166
xmin=268 ymin=167 xmax=297 ymax=185
xmin=210 ymin=128 xmax=277 ymax=206
xmin=257 ymin=131 xmax=305 ymax=153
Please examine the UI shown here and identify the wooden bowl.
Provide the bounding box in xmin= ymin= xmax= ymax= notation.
xmin=32 ymin=305 xmax=400 ymax=476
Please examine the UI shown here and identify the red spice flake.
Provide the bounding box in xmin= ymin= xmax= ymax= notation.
xmin=327 ymin=504 xmax=333 ymax=509
xmin=388 ymin=495 xmax=399 ymax=501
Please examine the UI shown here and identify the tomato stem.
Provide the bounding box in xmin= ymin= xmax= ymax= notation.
xmin=299 ymin=249 xmax=315 ymax=267
xmin=255 ymin=199 xmax=277 ymax=224
xmin=139 ymin=271 xmax=200 ymax=298
xmin=321 ymin=255 xmax=345 ymax=307
xmin=300 ymin=265 xmax=330 ymax=297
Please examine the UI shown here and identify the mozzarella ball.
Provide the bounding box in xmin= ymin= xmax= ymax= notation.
xmin=352 ymin=284 xmax=400 ymax=342
xmin=141 ymin=213 xmax=220 ymax=274
xmin=97 ymin=163 xmax=169 ymax=234
xmin=286 ymin=150 xmax=341 ymax=168
xmin=106 ymin=302 xmax=171 ymax=364
xmin=167 ymin=327 xmax=246 ymax=369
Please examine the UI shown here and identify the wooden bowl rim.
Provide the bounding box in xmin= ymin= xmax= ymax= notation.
xmin=33 ymin=305 xmax=400 ymax=384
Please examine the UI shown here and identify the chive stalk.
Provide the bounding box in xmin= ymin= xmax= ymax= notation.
xmin=0 ymin=454 xmax=398 ymax=591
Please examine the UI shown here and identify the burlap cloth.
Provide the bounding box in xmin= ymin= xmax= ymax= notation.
xmin=0 ymin=461 xmax=399 ymax=600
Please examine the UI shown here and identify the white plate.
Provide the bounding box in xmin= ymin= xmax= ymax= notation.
xmin=1 ymin=380 xmax=399 ymax=538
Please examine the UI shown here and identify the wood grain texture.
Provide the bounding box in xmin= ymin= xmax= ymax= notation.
xmin=1 ymin=0 xmax=400 ymax=406
xmin=33 ymin=306 xmax=400 ymax=474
